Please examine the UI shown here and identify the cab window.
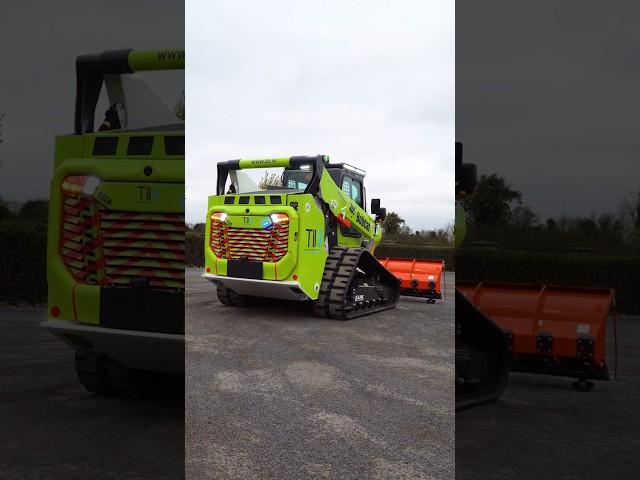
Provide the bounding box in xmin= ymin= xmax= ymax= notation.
xmin=342 ymin=178 xmax=351 ymax=196
xmin=350 ymin=179 xmax=362 ymax=207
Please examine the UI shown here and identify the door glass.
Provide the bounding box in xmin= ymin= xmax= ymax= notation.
xmin=350 ymin=180 xmax=362 ymax=206
xmin=341 ymin=178 xmax=351 ymax=196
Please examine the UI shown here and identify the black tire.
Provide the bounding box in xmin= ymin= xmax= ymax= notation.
xmin=571 ymin=378 xmax=595 ymax=392
xmin=75 ymin=352 xmax=181 ymax=397
xmin=216 ymin=285 xmax=250 ymax=307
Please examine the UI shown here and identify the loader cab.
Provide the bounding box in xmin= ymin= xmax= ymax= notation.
xmin=281 ymin=166 xmax=314 ymax=191
xmin=326 ymin=163 xmax=368 ymax=239
xmin=326 ymin=163 xmax=366 ymax=209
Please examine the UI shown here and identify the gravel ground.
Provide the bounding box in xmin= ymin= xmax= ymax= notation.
xmin=0 ymin=309 xmax=184 ymax=480
xmin=186 ymin=269 xmax=455 ymax=480
xmin=456 ymin=314 xmax=640 ymax=480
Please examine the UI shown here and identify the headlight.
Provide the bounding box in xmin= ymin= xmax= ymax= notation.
xmin=83 ymin=176 xmax=101 ymax=195
xmin=61 ymin=175 xmax=101 ymax=196
xmin=270 ymin=213 xmax=288 ymax=224
xmin=211 ymin=212 xmax=228 ymax=222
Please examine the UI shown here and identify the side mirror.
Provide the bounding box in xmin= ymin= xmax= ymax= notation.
xmin=371 ymin=199 xmax=386 ymax=221
xmin=455 ymin=142 xmax=463 ymax=166
xmin=371 ymin=198 xmax=381 ymax=215
xmin=458 ymin=164 xmax=477 ymax=195
xmin=455 ymin=141 xmax=477 ymax=195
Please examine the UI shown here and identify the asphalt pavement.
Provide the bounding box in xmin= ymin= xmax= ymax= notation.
xmin=4 ymin=272 xmax=635 ymax=480
xmin=186 ymin=269 xmax=455 ymax=480
xmin=0 ymin=309 xmax=184 ymax=480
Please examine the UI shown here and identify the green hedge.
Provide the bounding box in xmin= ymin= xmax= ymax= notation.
xmin=7 ymin=223 xmax=636 ymax=312
xmin=186 ymin=232 xmax=454 ymax=270
xmin=457 ymin=248 xmax=640 ymax=314
xmin=186 ymin=232 xmax=205 ymax=267
xmin=376 ymin=244 xmax=454 ymax=270
xmin=1 ymin=225 xmax=455 ymax=304
xmin=0 ymin=223 xmax=48 ymax=305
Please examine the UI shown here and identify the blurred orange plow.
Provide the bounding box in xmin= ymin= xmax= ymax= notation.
xmin=378 ymin=258 xmax=444 ymax=303
xmin=457 ymin=281 xmax=615 ymax=388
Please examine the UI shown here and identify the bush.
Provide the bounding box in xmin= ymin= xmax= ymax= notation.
xmin=0 ymin=222 xmax=47 ymax=304
xmin=186 ymin=232 xmax=454 ymax=270
xmin=186 ymin=232 xmax=205 ymax=267
xmin=457 ymin=248 xmax=640 ymax=314
xmin=376 ymin=244 xmax=454 ymax=270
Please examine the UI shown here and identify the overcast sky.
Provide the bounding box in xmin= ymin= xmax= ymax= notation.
xmin=186 ymin=0 xmax=454 ymax=230
xmin=0 ymin=1 xmax=184 ymax=204
xmin=457 ymin=1 xmax=640 ymax=221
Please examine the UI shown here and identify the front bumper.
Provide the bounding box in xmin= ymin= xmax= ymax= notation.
xmin=42 ymin=320 xmax=184 ymax=374
xmin=203 ymin=273 xmax=310 ymax=301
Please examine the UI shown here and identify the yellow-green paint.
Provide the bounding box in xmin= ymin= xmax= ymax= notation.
xmin=128 ymin=49 xmax=184 ymax=72
xmin=47 ymin=129 xmax=184 ymax=325
xmin=97 ymin=182 xmax=184 ymax=213
xmin=455 ymin=201 xmax=466 ymax=248
xmin=318 ymin=169 xmax=382 ymax=248
xmin=238 ymin=158 xmax=291 ymax=169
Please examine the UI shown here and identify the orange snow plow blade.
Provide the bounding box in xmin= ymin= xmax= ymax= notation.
xmin=378 ymin=258 xmax=444 ymax=303
xmin=457 ymin=281 xmax=614 ymax=382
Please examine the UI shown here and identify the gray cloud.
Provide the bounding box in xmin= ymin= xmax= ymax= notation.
xmin=457 ymin=0 xmax=640 ymax=221
xmin=186 ymin=0 xmax=454 ymax=230
xmin=0 ymin=1 xmax=184 ymax=202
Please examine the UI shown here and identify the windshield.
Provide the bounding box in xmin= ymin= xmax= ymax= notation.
xmin=94 ymin=70 xmax=184 ymax=132
xmin=223 ymin=165 xmax=314 ymax=194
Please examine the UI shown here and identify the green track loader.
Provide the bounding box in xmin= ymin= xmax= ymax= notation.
xmin=204 ymin=155 xmax=400 ymax=319
xmin=42 ymin=49 xmax=185 ymax=394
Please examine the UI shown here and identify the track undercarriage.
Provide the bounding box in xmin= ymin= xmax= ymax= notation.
xmin=313 ymin=247 xmax=401 ymax=320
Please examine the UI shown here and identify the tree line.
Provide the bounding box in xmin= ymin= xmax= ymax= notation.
xmin=460 ymin=173 xmax=640 ymax=254
xmin=188 ymin=212 xmax=454 ymax=247
xmin=0 ymin=198 xmax=48 ymax=223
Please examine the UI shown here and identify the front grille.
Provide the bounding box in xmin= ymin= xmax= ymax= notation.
xmin=99 ymin=211 xmax=184 ymax=289
xmin=210 ymin=217 xmax=289 ymax=262
xmin=60 ymin=189 xmax=185 ymax=290
xmin=61 ymin=194 xmax=103 ymax=284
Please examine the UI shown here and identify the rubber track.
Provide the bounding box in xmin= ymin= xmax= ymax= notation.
xmin=314 ymin=246 xmax=399 ymax=320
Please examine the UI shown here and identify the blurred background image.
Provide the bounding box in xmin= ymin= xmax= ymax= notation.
xmin=0 ymin=2 xmax=185 ymax=479
xmin=185 ymin=1 xmax=455 ymax=479
xmin=455 ymin=1 xmax=640 ymax=479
